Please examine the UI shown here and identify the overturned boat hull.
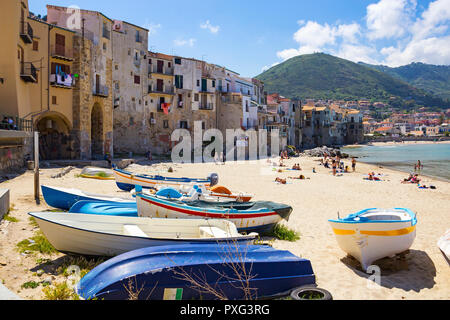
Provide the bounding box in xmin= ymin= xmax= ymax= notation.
xmin=42 ymin=185 xmax=134 ymax=211
xmin=76 ymin=244 xmax=316 ymax=300
xmin=69 ymin=201 xmax=138 ymax=217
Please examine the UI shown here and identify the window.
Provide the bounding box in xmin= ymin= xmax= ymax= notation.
xmin=180 ymin=121 xmax=188 ymax=129
xmin=134 ymin=75 xmax=140 ymax=84
xmin=175 ymin=58 xmax=181 ymax=65
xmin=129 ymin=117 xmax=134 ymax=125
xmin=194 ymin=94 xmax=199 ymax=102
xmin=115 ymin=64 xmax=119 ymax=70
xmin=212 ymin=80 xmax=215 ymax=88
xmin=175 ymin=75 xmax=183 ymax=89
xmin=197 ymin=80 xmax=200 ymax=87
xmin=163 ymin=120 xmax=169 ymax=129
xmin=202 ymin=122 xmax=206 ymax=130
xmin=52 ymin=96 xmax=57 ymax=105
xmin=168 ymin=62 xmax=171 ymax=68
xmin=149 ymin=59 xmax=152 ymax=64
xmin=103 ymin=42 xmax=107 ymax=51
xmin=32 ymin=40 xmax=39 ymax=51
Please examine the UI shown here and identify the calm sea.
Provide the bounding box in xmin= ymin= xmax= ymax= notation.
xmin=342 ymin=143 xmax=450 ymax=182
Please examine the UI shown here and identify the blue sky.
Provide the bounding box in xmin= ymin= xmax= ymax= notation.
xmin=29 ymin=0 xmax=450 ymax=77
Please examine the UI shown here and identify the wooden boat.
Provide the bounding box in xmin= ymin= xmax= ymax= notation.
xmin=80 ymin=167 xmax=115 ymax=180
xmin=69 ymin=201 xmax=138 ymax=217
xmin=136 ymin=189 xmax=292 ymax=233
xmin=41 ymin=185 xmax=134 ymax=211
xmin=329 ymin=208 xmax=417 ymax=270
xmin=438 ymin=230 xmax=450 ymax=262
xmin=76 ymin=244 xmax=316 ymax=300
xmin=28 ymin=212 xmax=258 ymax=257
xmin=113 ymin=168 xmax=217 ymax=192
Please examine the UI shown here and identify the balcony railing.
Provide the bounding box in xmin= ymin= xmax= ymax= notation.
xmin=148 ymin=65 xmax=174 ymax=76
xmin=93 ymin=85 xmax=109 ymax=97
xmin=0 ymin=115 xmax=33 ymax=132
xmin=148 ymin=86 xmax=174 ymax=95
xmin=50 ymin=74 xmax=74 ymax=88
xmin=51 ymin=45 xmax=74 ymax=61
xmin=20 ymin=21 xmax=33 ymax=43
xmin=199 ymin=103 xmax=214 ymax=110
xmin=20 ymin=62 xmax=37 ymax=83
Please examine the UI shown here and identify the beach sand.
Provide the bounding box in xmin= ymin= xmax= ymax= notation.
xmin=0 ymin=157 xmax=449 ymax=300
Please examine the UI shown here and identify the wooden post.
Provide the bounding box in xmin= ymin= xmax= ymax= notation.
xmin=34 ymin=131 xmax=40 ymax=204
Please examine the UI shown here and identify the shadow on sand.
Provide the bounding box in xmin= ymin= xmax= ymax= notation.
xmin=341 ymin=249 xmax=437 ymax=292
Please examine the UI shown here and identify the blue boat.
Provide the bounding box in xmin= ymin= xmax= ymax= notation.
xmin=76 ymin=244 xmax=316 ymax=300
xmin=42 ymin=185 xmax=134 ymax=211
xmin=69 ymin=201 xmax=138 ymax=217
xmin=113 ymin=168 xmax=218 ymax=192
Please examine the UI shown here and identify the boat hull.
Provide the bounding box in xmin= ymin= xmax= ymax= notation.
xmin=42 ymin=186 xmax=133 ymax=211
xmin=113 ymin=168 xmax=211 ymax=192
xmin=29 ymin=213 xmax=256 ymax=257
xmin=69 ymin=201 xmax=138 ymax=217
xmin=329 ymin=216 xmax=417 ymax=270
xmin=136 ymin=193 xmax=291 ymax=233
xmin=76 ymin=244 xmax=316 ymax=300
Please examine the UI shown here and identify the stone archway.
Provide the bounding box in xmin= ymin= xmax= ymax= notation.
xmin=91 ymin=102 xmax=104 ymax=159
xmin=36 ymin=113 xmax=72 ymax=160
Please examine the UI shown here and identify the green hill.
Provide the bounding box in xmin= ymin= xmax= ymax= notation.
xmin=359 ymin=62 xmax=450 ymax=100
xmin=256 ymin=53 xmax=448 ymax=108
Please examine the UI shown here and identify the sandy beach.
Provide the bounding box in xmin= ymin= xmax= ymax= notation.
xmin=0 ymin=156 xmax=449 ymax=300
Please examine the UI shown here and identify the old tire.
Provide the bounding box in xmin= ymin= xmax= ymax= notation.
xmin=290 ymin=287 xmax=333 ymax=301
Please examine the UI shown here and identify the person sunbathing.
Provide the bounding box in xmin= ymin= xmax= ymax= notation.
xmin=289 ymin=175 xmax=306 ymax=180
xmin=292 ymin=164 xmax=302 ymax=171
xmin=275 ymin=177 xmax=287 ymax=184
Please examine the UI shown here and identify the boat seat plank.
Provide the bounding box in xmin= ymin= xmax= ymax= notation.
xmin=199 ymin=226 xmax=229 ymax=239
xmin=123 ymin=225 xmax=147 ymax=238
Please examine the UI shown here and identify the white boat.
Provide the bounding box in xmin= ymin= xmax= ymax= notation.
xmin=329 ymin=208 xmax=417 ymax=271
xmin=438 ymin=230 xmax=450 ymax=262
xmin=28 ymin=212 xmax=258 ymax=257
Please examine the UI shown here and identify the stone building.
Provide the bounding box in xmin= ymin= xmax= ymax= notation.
xmin=46 ymin=5 xmax=114 ymax=160
xmin=111 ymin=20 xmax=149 ymax=155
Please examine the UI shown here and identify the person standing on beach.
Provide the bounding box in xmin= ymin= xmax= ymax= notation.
xmin=352 ymin=158 xmax=357 ymax=172
xmin=332 ymin=160 xmax=337 ymax=176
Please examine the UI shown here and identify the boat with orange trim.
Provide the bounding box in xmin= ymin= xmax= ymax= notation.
xmin=329 ymin=208 xmax=417 ymax=271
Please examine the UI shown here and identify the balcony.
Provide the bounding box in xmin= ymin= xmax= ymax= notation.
xmin=149 ymin=65 xmax=174 ymax=76
xmin=199 ymin=103 xmax=214 ymax=110
xmin=20 ymin=62 xmax=37 ymax=83
xmin=20 ymin=21 xmax=33 ymax=44
xmin=50 ymin=74 xmax=74 ymax=89
xmin=93 ymin=85 xmax=109 ymax=97
xmin=51 ymin=45 xmax=74 ymax=61
xmin=148 ymin=86 xmax=174 ymax=95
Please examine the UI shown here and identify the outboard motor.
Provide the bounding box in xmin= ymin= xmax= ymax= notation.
xmin=208 ymin=173 xmax=219 ymax=187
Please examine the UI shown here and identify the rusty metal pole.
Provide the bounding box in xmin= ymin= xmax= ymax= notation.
xmin=34 ymin=131 xmax=40 ymax=204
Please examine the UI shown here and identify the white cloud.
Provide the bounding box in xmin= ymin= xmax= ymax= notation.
xmin=143 ymin=22 xmax=161 ymax=36
xmin=173 ymin=38 xmax=197 ymax=47
xmin=263 ymin=0 xmax=450 ymax=71
xmin=261 ymin=62 xmax=280 ymax=73
xmin=366 ymin=0 xmax=415 ymax=40
xmin=200 ymin=20 xmax=220 ymax=34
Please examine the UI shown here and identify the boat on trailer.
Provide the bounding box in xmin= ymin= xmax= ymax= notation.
xmin=329 ymin=208 xmax=417 ymax=270
xmin=136 ymin=188 xmax=292 ymax=233
xmin=113 ymin=168 xmax=216 ymax=192
xmin=41 ymin=185 xmax=134 ymax=211
xmin=28 ymin=212 xmax=257 ymax=257
xmin=76 ymin=244 xmax=317 ymax=300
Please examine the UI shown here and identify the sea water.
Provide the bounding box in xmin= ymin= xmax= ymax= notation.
xmin=342 ymin=143 xmax=450 ymax=181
